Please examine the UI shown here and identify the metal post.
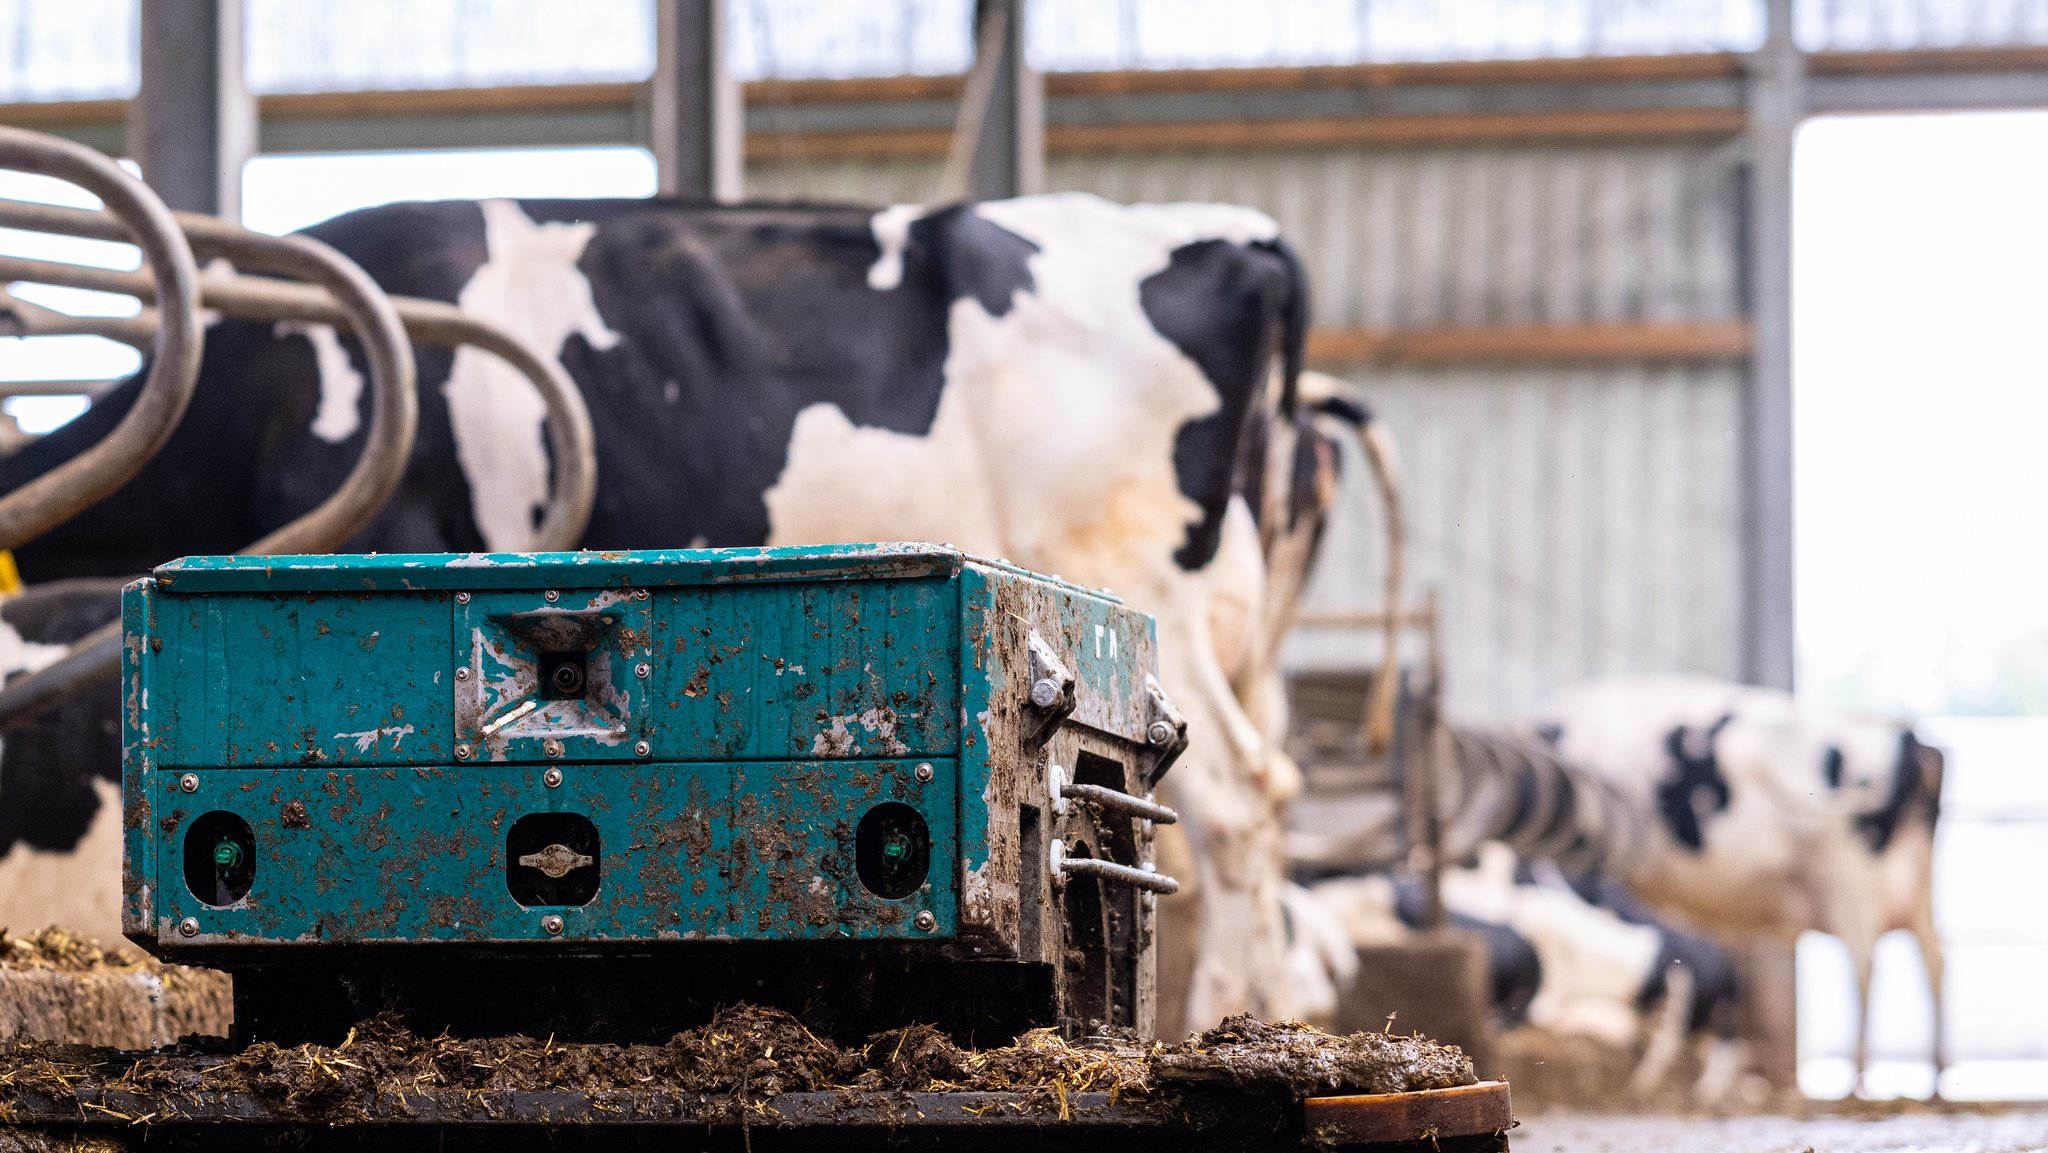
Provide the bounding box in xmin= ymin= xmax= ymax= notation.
xmin=652 ymin=0 xmax=742 ymax=201
xmin=1742 ymin=0 xmax=1802 ymax=692
xmin=130 ymin=0 xmax=253 ymax=219
xmin=940 ymin=0 xmax=1042 ymax=203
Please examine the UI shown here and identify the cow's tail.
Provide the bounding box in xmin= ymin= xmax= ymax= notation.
xmin=1258 ymin=236 xmax=1310 ymax=417
xmin=1299 ymin=372 xmax=1404 ymax=756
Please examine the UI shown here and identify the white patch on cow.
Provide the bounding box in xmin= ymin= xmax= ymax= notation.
xmin=1112 ymin=200 xmax=1280 ymax=248
xmin=1308 ymin=874 xmax=1407 ymax=947
xmin=1279 ymin=882 xmax=1360 ymax=1028
xmin=767 ymin=193 xmax=1268 ymax=577
xmin=1206 ymin=495 xmax=1266 ymax=687
xmin=276 ymin=321 xmax=365 ymax=443
xmin=334 ymin=723 xmax=416 ymax=754
xmin=444 ymin=199 xmax=620 ymax=550
xmin=1506 ymin=883 xmax=1661 ymax=1049
xmin=0 ymin=779 xmax=124 ymax=946
xmin=663 ymin=379 xmax=682 ymax=405
xmin=0 ymin=618 xmax=69 ymax=925
xmin=866 ymin=204 xmax=923 ymax=290
xmin=0 ymin=616 xmax=67 ymax=681
xmin=0 ymin=618 xmax=67 ymax=815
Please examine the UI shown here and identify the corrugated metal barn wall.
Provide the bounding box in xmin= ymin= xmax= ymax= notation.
xmin=747 ymin=142 xmax=1750 ymax=721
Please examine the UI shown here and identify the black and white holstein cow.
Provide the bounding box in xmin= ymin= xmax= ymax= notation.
xmin=1302 ymin=844 xmax=1747 ymax=1102
xmin=0 ymin=580 xmax=124 ymax=941
xmin=1532 ymin=675 xmax=1945 ymax=1093
xmin=0 ymin=192 xmax=1327 ymax=1032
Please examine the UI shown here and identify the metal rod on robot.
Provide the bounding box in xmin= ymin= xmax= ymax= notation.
xmin=1059 ymin=781 xmax=1179 ymax=825
xmin=1057 ymin=855 xmax=1181 ymax=895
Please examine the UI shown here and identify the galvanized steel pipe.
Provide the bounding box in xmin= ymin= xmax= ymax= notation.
xmin=0 ymin=236 xmax=595 ymax=550
xmin=1055 ymin=854 xmax=1181 ymax=895
xmin=1059 ymin=781 xmax=1179 ymax=825
xmin=0 ymin=128 xmax=203 ymax=549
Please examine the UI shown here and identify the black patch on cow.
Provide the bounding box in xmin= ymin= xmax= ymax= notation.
xmin=1853 ymin=730 xmax=1940 ymax=854
xmin=1655 ymin=713 xmax=1734 ymax=852
xmin=0 ymin=580 xmax=125 ymax=856
xmin=1388 ymin=879 xmax=1540 ymax=1027
xmin=513 ymin=198 xmax=1036 ymax=551
xmin=1636 ymin=935 xmax=1739 ymax=1035
xmin=1286 ymin=394 xmax=1366 ymax=533
xmin=1311 ymin=392 xmax=1372 ymax=428
xmin=1823 ymin=744 xmax=1845 ymax=789
xmin=1140 ymin=238 xmax=1308 ymax=570
xmin=1533 ymin=722 xmax=1565 ymax=747
xmin=910 ymin=205 xmax=1038 ymax=318
xmin=1565 ymin=876 xmax=1738 ymax=1036
xmin=1638 ymin=929 xmax=1740 ymax=1035
xmin=1286 ymin=423 xmax=1327 ymax=532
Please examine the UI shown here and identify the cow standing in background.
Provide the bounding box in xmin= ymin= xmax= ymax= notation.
xmin=0 ymin=191 xmax=1324 ymax=1032
xmin=1533 ymin=674 xmax=1945 ymax=1093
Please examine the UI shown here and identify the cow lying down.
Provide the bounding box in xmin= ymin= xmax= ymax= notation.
xmin=0 ymin=191 xmax=1338 ymax=1033
xmin=1532 ymin=675 xmax=1944 ymax=1094
xmin=1298 ymin=844 xmax=1748 ymax=1103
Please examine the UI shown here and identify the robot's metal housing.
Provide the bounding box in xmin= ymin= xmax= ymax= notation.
xmin=123 ymin=543 xmax=1184 ymax=1043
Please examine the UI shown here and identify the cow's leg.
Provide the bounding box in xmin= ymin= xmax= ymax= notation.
xmin=1692 ymin=1034 xmax=1750 ymax=1105
xmin=1629 ymin=963 xmax=1692 ymax=1099
xmin=1846 ymin=929 xmax=1877 ymax=1097
xmin=1154 ymin=595 xmax=1294 ymax=1033
xmin=1909 ymin=898 xmax=1946 ymax=1099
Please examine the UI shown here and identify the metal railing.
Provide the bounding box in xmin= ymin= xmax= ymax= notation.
xmin=0 ymin=127 xmax=204 ymax=549
xmin=0 ymin=210 xmax=597 ymax=556
xmin=0 ymin=125 xmax=600 ymax=732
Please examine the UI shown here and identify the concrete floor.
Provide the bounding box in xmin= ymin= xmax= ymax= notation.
xmin=1513 ymin=1107 xmax=2048 ymax=1153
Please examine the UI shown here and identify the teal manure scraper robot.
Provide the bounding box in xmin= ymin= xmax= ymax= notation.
xmin=123 ymin=543 xmax=1189 ymax=1046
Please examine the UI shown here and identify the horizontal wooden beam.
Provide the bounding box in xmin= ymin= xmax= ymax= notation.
xmin=1050 ymin=107 xmax=1745 ymax=151
xmin=1306 ymin=320 xmax=1752 ymax=366
xmin=1807 ymin=43 xmax=2048 ymax=76
xmin=751 ymin=52 xmax=1749 ymax=104
xmin=6 ymin=43 xmax=2048 ymax=150
xmin=746 ymin=73 xmax=963 ymax=105
xmin=260 ymin=82 xmax=642 ymax=120
xmin=0 ymin=98 xmax=127 ymax=128
xmin=746 ymin=106 xmax=1745 ymax=160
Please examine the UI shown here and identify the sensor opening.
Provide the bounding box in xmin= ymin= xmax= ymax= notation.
xmin=183 ymin=810 xmax=255 ymax=907
xmin=855 ymin=802 xmax=931 ymax=900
